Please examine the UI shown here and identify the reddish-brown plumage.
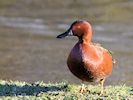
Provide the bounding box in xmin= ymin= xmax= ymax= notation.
xmin=57 ymin=20 xmax=113 ymax=95
xmin=67 ymin=42 xmax=113 ymax=82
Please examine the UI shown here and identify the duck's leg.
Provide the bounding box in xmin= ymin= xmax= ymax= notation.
xmin=79 ymin=81 xmax=86 ymax=93
xmin=99 ymin=78 xmax=105 ymax=96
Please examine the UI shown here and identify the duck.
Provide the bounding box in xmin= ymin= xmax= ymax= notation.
xmin=56 ymin=20 xmax=113 ymax=96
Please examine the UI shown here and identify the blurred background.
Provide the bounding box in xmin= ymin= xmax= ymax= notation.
xmin=0 ymin=0 xmax=132 ymax=85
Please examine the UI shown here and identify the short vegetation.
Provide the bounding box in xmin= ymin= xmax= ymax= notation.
xmin=0 ymin=80 xmax=132 ymax=100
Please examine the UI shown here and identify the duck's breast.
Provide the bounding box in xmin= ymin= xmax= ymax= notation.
xmin=67 ymin=43 xmax=95 ymax=81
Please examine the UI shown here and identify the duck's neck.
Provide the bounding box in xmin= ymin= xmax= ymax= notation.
xmin=78 ymin=31 xmax=92 ymax=44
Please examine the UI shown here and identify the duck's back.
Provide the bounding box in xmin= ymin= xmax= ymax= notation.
xmin=67 ymin=42 xmax=113 ymax=82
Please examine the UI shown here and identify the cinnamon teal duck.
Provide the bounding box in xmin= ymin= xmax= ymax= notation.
xmin=56 ymin=20 xmax=114 ymax=96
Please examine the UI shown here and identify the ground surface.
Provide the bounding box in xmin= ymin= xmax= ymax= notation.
xmin=0 ymin=80 xmax=132 ymax=99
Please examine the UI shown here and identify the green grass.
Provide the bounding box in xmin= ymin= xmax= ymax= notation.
xmin=0 ymin=80 xmax=132 ymax=100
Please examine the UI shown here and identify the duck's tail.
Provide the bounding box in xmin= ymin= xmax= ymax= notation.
xmin=107 ymin=50 xmax=116 ymax=65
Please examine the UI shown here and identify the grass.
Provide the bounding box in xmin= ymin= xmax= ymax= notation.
xmin=0 ymin=80 xmax=132 ymax=100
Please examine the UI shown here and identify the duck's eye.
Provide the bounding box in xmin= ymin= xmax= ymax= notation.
xmin=77 ymin=25 xmax=81 ymax=29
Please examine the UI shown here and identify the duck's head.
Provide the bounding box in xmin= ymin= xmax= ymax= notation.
xmin=57 ymin=20 xmax=92 ymax=42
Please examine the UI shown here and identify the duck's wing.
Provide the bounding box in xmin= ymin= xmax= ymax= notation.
xmin=93 ymin=43 xmax=116 ymax=64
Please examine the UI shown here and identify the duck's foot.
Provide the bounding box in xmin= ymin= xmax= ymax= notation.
xmin=79 ymin=83 xmax=87 ymax=93
xmin=99 ymin=78 xmax=105 ymax=96
xmin=99 ymin=92 xmax=103 ymax=96
xmin=79 ymin=87 xmax=86 ymax=93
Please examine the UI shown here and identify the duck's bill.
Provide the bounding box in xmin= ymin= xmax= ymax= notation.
xmin=56 ymin=28 xmax=73 ymax=38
